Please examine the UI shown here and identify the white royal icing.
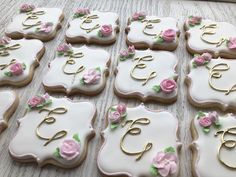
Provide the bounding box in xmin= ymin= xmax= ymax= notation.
xmin=0 ymin=38 xmax=44 ymax=84
xmin=66 ymin=11 xmax=119 ymax=42
xmin=187 ymin=58 xmax=236 ymax=110
xmin=9 ymin=96 xmax=96 ymax=167
xmin=127 ymin=17 xmax=179 ymax=48
xmin=6 ymin=8 xmax=63 ymax=36
xmin=98 ymin=104 xmax=181 ymax=177
xmin=0 ymin=91 xmax=16 ymax=133
xmin=43 ymin=45 xmax=110 ymax=94
xmin=115 ymin=49 xmax=178 ymax=101
xmin=186 ymin=19 xmax=236 ymax=57
xmin=193 ymin=112 xmax=236 ymax=177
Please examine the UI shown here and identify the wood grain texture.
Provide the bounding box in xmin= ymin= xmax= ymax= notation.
xmin=0 ymin=0 xmax=236 ymax=177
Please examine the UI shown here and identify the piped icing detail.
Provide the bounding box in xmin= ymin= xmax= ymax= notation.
xmin=3 ymin=60 xmax=26 ymax=77
xmin=187 ymin=16 xmax=202 ymax=27
xmin=27 ymin=93 xmax=52 ymax=110
xmin=36 ymin=22 xmax=53 ymax=33
xmin=155 ymin=29 xmax=176 ymax=43
xmin=227 ymin=37 xmax=236 ymax=50
xmin=108 ymin=104 xmax=127 ymax=130
xmin=20 ymin=4 xmax=35 ymax=13
xmin=153 ymin=79 xmax=177 ymax=94
xmin=73 ymin=8 xmax=90 ymax=18
xmin=98 ymin=25 xmax=113 ymax=37
xmin=119 ymin=45 xmax=135 ymax=61
xmin=132 ymin=12 xmax=146 ymax=21
xmin=80 ymin=67 xmax=101 ymax=85
xmin=192 ymin=52 xmax=212 ymax=68
xmin=56 ymin=43 xmax=73 ymax=56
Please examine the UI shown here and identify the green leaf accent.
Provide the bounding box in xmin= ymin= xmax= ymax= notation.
xmin=73 ymin=133 xmax=81 ymax=143
xmin=164 ymin=146 xmax=175 ymax=153
xmin=203 ymin=127 xmax=210 ymax=133
xmin=110 ymin=107 xmax=116 ymax=112
xmin=22 ymin=63 xmax=26 ymax=70
xmin=80 ymin=78 xmax=85 ymax=85
xmin=196 ymin=111 xmax=205 ymax=119
xmin=53 ymin=147 xmax=61 ymax=158
xmin=96 ymin=67 xmax=101 ymax=73
xmin=192 ymin=62 xmax=197 ymax=68
xmin=150 ymin=165 xmax=159 ymax=176
xmin=193 ymin=54 xmax=200 ymax=57
xmin=57 ymin=51 xmax=64 ymax=56
xmin=213 ymin=122 xmax=221 ymax=129
xmin=119 ymin=56 xmax=127 ymax=61
xmin=110 ymin=123 xmax=119 ymax=130
xmin=155 ymin=36 xmax=164 ymax=43
xmin=98 ymin=30 xmax=103 ymax=37
xmin=4 ymin=71 xmax=12 ymax=77
xmin=153 ymin=85 xmax=161 ymax=93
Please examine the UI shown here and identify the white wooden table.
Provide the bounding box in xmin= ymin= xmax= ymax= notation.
xmin=0 ymin=0 xmax=236 ymax=176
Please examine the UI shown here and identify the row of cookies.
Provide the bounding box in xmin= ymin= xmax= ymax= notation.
xmin=0 ymin=92 xmax=234 ymax=177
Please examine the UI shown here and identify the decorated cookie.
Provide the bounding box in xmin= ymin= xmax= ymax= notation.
xmin=126 ymin=13 xmax=180 ymax=50
xmin=0 ymin=91 xmax=18 ymax=134
xmin=191 ymin=111 xmax=236 ymax=177
xmin=43 ymin=44 xmax=110 ymax=95
xmin=98 ymin=103 xmax=181 ymax=177
xmin=9 ymin=93 xmax=96 ymax=168
xmin=65 ymin=9 xmax=119 ymax=45
xmin=0 ymin=37 xmax=44 ymax=87
xmin=184 ymin=16 xmax=236 ymax=58
xmin=5 ymin=4 xmax=64 ymax=42
xmin=114 ymin=46 xmax=178 ymax=103
xmin=186 ymin=53 xmax=236 ymax=111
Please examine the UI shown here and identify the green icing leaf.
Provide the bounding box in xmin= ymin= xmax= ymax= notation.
xmin=22 ymin=63 xmax=26 ymax=70
xmin=155 ymin=36 xmax=164 ymax=43
xmin=110 ymin=107 xmax=116 ymax=112
xmin=192 ymin=62 xmax=197 ymax=68
xmin=110 ymin=123 xmax=119 ymax=130
xmin=119 ymin=56 xmax=127 ymax=61
xmin=4 ymin=71 xmax=12 ymax=77
xmin=150 ymin=165 xmax=159 ymax=176
xmin=164 ymin=146 xmax=175 ymax=153
xmin=153 ymin=85 xmax=161 ymax=93
xmin=193 ymin=54 xmax=200 ymax=57
xmin=53 ymin=147 xmax=61 ymax=158
xmin=80 ymin=78 xmax=85 ymax=85
xmin=57 ymin=51 xmax=64 ymax=56
xmin=196 ymin=111 xmax=205 ymax=119
xmin=73 ymin=133 xmax=81 ymax=143
xmin=96 ymin=67 xmax=101 ymax=73
xmin=213 ymin=122 xmax=221 ymax=129
xmin=203 ymin=127 xmax=210 ymax=133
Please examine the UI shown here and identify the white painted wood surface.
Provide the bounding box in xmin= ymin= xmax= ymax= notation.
xmin=0 ymin=0 xmax=236 ymax=176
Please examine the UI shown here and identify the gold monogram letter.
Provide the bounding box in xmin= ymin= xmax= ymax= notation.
xmin=80 ymin=15 xmax=100 ymax=33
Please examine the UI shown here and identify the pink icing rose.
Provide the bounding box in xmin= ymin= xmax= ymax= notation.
xmin=161 ymin=29 xmax=176 ymax=42
xmin=83 ymin=68 xmax=101 ymax=84
xmin=59 ymin=139 xmax=80 ymax=160
xmin=132 ymin=12 xmax=146 ymax=21
xmin=201 ymin=52 xmax=212 ymax=61
xmin=188 ymin=16 xmax=202 ymax=26
xmin=0 ymin=36 xmax=11 ymax=45
xmin=38 ymin=22 xmax=53 ymax=33
xmin=27 ymin=95 xmax=45 ymax=108
xmin=57 ymin=43 xmax=72 ymax=53
xmin=160 ymin=79 xmax=177 ymax=94
xmin=193 ymin=56 xmax=205 ymax=66
xmin=116 ymin=104 xmax=127 ymax=116
xmin=208 ymin=111 xmax=219 ymax=123
xmin=20 ymin=4 xmax=35 ymax=12
xmin=9 ymin=63 xmax=23 ymax=76
xmin=109 ymin=111 xmax=121 ymax=123
xmin=100 ymin=25 xmax=113 ymax=37
xmin=75 ymin=8 xmax=90 ymax=16
xmin=120 ymin=50 xmax=129 ymax=58
xmin=152 ymin=152 xmax=178 ymax=177
xmin=199 ymin=117 xmax=212 ymax=127
xmin=228 ymin=37 xmax=236 ymax=50
xmin=128 ymin=45 xmax=135 ymax=54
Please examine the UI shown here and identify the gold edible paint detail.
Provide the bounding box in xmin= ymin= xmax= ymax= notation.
xmin=0 ymin=44 xmax=21 ymax=56
xmin=215 ymin=127 xmax=236 ymax=169
xmin=80 ymin=15 xmax=100 ymax=33
xmin=62 ymin=52 xmax=85 ymax=84
xmin=0 ymin=59 xmax=16 ymax=70
xmin=36 ymin=107 xmax=67 ymax=146
xmin=141 ymin=18 xmax=161 ymax=36
xmin=206 ymin=63 xmax=236 ymax=95
xmin=200 ymin=24 xmax=227 ymax=47
xmin=22 ymin=10 xmax=45 ymax=30
xmin=120 ymin=118 xmax=153 ymax=161
xmin=130 ymin=55 xmax=157 ymax=85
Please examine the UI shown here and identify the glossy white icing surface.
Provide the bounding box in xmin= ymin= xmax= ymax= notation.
xmin=186 ymin=19 xmax=236 ymax=56
xmin=115 ymin=49 xmax=178 ymax=100
xmin=66 ymin=11 xmax=119 ymax=41
xmin=6 ymin=8 xmax=62 ymax=35
xmin=187 ymin=58 xmax=236 ymax=109
xmin=193 ymin=113 xmax=236 ymax=177
xmin=0 ymin=91 xmax=16 ymax=133
xmin=98 ymin=104 xmax=180 ymax=177
xmin=43 ymin=45 xmax=110 ymax=94
xmin=9 ymin=96 xmax=96 ymax=167
xmin=0 ymin=38 xmax=44 ymax=82
xmin=127 ymin=17 xmax=179 ymax=46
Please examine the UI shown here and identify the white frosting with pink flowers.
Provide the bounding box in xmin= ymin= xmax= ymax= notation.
xmin=9 ymin=96 xmax=95 ymax=167
xmin=98 ymin=104 xmax=181 ymax=177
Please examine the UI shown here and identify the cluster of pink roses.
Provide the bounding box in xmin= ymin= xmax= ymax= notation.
xmin=4 ymin=62 xmax=26 ymax=77
xmin=98 ymin=25 xmax=113 ymax=37
xmin=198 ymin=111 xmax=221 ymax=133
xmin=119 ymin=45 xmax=135 ymax=61
xmin=153 ymin=79 xmax=177 ymax=94
xmin=36 ymin=22 xmax=53 ymax=33
xmin=227 ymin=37 xmax=236 ymax=50
xmin=27 ymin=93 xmax=52 ymax=109
xmin=108 ymin=104 xmax=127 ymax=129
xmin=156 ymin=29 xmax=176 ymax=43
xmin=132 ymin=12 xmax=146 ymax=21
xmin=187 ymin=16 xmax=202 ymax=27
xmin=0 ymin=36 xmax=11 ymax=46
xmin=57 ymin=43 xmax=73 ymax=56
xmin=81 ymin=68 xmax=101 ymax=85
xmin=73 ymin=8 xmax=90 ymax=18
xmin=150 ymin=147 xmax=178 ymax=177
xmin=192 ymin=52 xmax=212 ymax=67
xmin=20 ymin=4 xmax=35 ymax=13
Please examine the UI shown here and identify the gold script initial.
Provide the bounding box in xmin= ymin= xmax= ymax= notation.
xmin=215 ymin=127 xmax=236 ymax=169
xmin=80 ymin=15 xmax=100 ymax=33
xmin=0 ymin=59 xmax=16 ymax=70
xmin=36 ymin=107 xmax=68 ymax=146
xmin=120 ymin=118 xmax=153 ymax=161
xmin=130 ymin=55 xmax=157 ymax=85
xmin=141 ymin=18 xmax=161 ymax=36
xmin=22 ymin=11 xmax=45 ymax=30
xmin=0 ymin=44 xmax=21 ymax=56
